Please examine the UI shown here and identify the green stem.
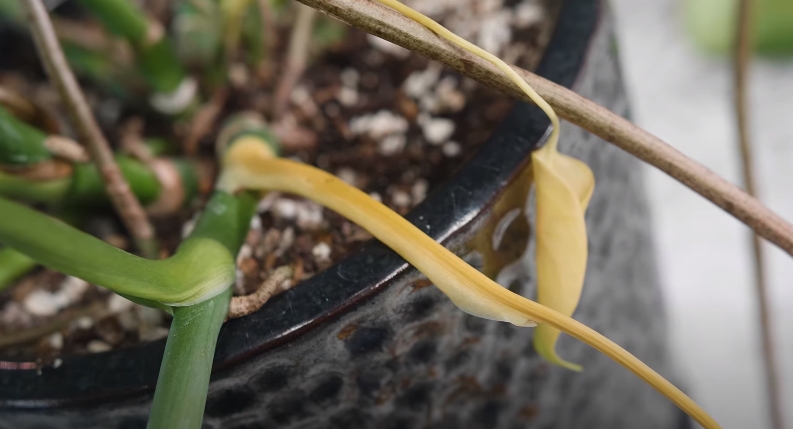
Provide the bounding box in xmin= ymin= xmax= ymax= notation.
xmin=70 ymin=156 xmax=161 ymax=206
xmin=0 ymin=248 xmax=37 ymax=293
xmin=173 ymin=0 xmax=223 ymax=69
xmin=74 ymin=0 xmax=190 ymax=96
xmin=0 ymin=169 xmax=72 ymax=204
xmin=0 ymin=5 xmax=143 ymax=100
xmin=241 ymin=0 xmax=265 ymax=67
xmin=0 ymin=105 xmax=51 ymax=166
xmin=147 ymin=289 xmax=231 ymax=429
xmin=0 ymin=154 xmax=203 ymax=211
xmin=61 ymin=43 xmax=142 ymax=101
xmin=148 ymin=190 xmax=257 ymax=429
xmin=0 ymin=196 xmax=235 ymax=306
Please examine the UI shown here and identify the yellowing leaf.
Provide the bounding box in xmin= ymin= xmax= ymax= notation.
xmin=532 ymin=143 xmax=594 ymax=371
xmin=215 ymin=1 xmax=723 ymax=425
xmin=219 ymin=138 xmax=719 ymax=429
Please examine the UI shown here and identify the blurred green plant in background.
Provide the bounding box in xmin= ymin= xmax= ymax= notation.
xmin=687 ymin=0 xmax=793 ymax=55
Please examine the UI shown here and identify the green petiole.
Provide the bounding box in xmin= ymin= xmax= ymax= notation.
xmin=0 ymin=196 xmax=235 ymax=307
xmin=74 ymin=0 xmax=194 ymax=111
xmin=0 ymin=248 xmax=37 ymax=293
xmin=0 ymin=105 xmax=51 ymax=166
xmin=173 ymin=0 xmax=223 ymax=69
xmin=148 ymin=190 xmax=258 ymax=429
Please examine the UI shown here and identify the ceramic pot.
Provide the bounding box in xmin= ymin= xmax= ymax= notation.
xmin=0 ymin=0 xmax=687 ymax=427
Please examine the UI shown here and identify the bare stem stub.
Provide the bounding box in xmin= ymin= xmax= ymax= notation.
xmin=22 ymin=0 xmax=158 ymax=257
xmin=296 ymin=0 xmax=793 ymax=259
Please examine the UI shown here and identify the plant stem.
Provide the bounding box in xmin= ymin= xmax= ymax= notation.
xmin=22 ymin=0 xmax=159 ymax=257
xmin=0 ymin=6 xmax=142 ymax=99
xmin=0 ymin=248 xmax=37 ymax=293
xmin=294 ymin=0 xmax=793 ymax=259
xmin=183 ymin=88 xmax=228 ymax=156
xmin=147 ymin=291 xmax=231 ymax=429
xmin=0 ymin=104 xmax=88 ymax=164
xmin=228 ymin=265 xmax=292 ymax=318
xmin=173 ymin=0 xmax=222 ymax=69
xmin=74 ymin=0 xmax=188 ymax=97
xmin=0 ymin=301 xmax=107 ymax=349
xmin=240 ymin=0 xmax=265 ymax=68
xmin=733 ymin=1 xmax=784 ymax=429
xmin=50 ymin=17 xmax=133 ymax=64
xmin=221 ymin=0 xmax=255 ymax=60
xmin=0 ymin=155 xmax=203 ymax=214
xmin=273 ymin=3 xmax=316 ymax=118
xmin=0 ymin=166 xmax=73 ymax=204
xmin=0 ymin=196 xmax=235 ymax=307
xmin=69 ymin=156 xmax=164 ymax=207
xmin=255 ymin=0 xmax=277 ymax=73
xmin=0 ymin=85 xmax=59 ymax=133
xmin=0 ymin=105 xmax=52 ymax=166
xmin=148 ymin=190 xmax=258 ymax=429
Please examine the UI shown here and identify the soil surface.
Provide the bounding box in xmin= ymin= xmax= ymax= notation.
xmin=0 ymin=0 xmax=558 ymax=361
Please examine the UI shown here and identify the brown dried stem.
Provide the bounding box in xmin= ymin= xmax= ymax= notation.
xmin=255 ymin=0 xmax=279 ymax=78
xmin=293 ymin=0 xmax=793 ymax=258
xmin=183 ymin=88 xmax=229 ymax=156
xmin=0 ymin=302 xmax=107 ymax=350
xmin=228 ymin=265 xmax=293 ymax=319
xmin=273 ymin=4 xmax=317 ymax=118
xmin=733 ymin=1 xmax=784 ymax=428
xmin=22 ymin=0 xmax=158 ymax=258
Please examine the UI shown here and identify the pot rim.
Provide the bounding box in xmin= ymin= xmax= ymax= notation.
xmin=0 ymin=0 xmax=602 ymax=409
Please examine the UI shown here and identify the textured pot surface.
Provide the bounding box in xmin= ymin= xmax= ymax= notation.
xmin=0 ymin=0 xmax=685 ymax=428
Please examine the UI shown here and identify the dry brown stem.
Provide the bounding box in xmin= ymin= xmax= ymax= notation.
xmin=228 ymin=266 xmax=293 ymax=319
xmin=255 ymin=0 xmax=279 ymax=79
xmin=273 ymin=4 xmax=318 ymax=118
xmin=183 ymin=88 xmax=229 ymax=156
xmin=732 ymin=1 xmax=784 ymax=428
xmin=0 ymin=302 xmax=107 ymax=349
xmin=22 ymin=0 xmax=158 ymax=258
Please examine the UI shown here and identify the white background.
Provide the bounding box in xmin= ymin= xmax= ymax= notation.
xmin=612 ymin=0 xmax=793 ymax=428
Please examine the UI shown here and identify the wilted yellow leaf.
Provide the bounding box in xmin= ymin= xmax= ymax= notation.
xmin=532 ymin=142 xmax=594 ymax=371
xmin=217 ymin=1 xmax=722 ymax=426
xmin=220 ymin=138 xmax=719 ymax=429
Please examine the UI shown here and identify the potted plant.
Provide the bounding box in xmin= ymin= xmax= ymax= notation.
xmin=0 ymin=0 xmax=782 ymax=428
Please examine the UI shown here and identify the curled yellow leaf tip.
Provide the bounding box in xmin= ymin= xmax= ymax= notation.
xmin=371 ymin=0 xmax=596 ymax=371
xmin=532 ymin=140 xmax=595 ymax=372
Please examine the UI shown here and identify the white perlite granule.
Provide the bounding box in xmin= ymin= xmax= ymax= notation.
xmin=350 ymin=110 xmax=409 ymax=140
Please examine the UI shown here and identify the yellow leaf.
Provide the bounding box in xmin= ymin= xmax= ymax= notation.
xmin=219 ymin=138 xmax=719 ymax=429
xmin=215 ymin=1 xmax=723 ymax=425
xmin=532 ymin=142 xmax=594 ymax=371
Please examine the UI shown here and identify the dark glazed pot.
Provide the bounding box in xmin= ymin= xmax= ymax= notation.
xmin=0 ymin=0 xmax=685 ymax=428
